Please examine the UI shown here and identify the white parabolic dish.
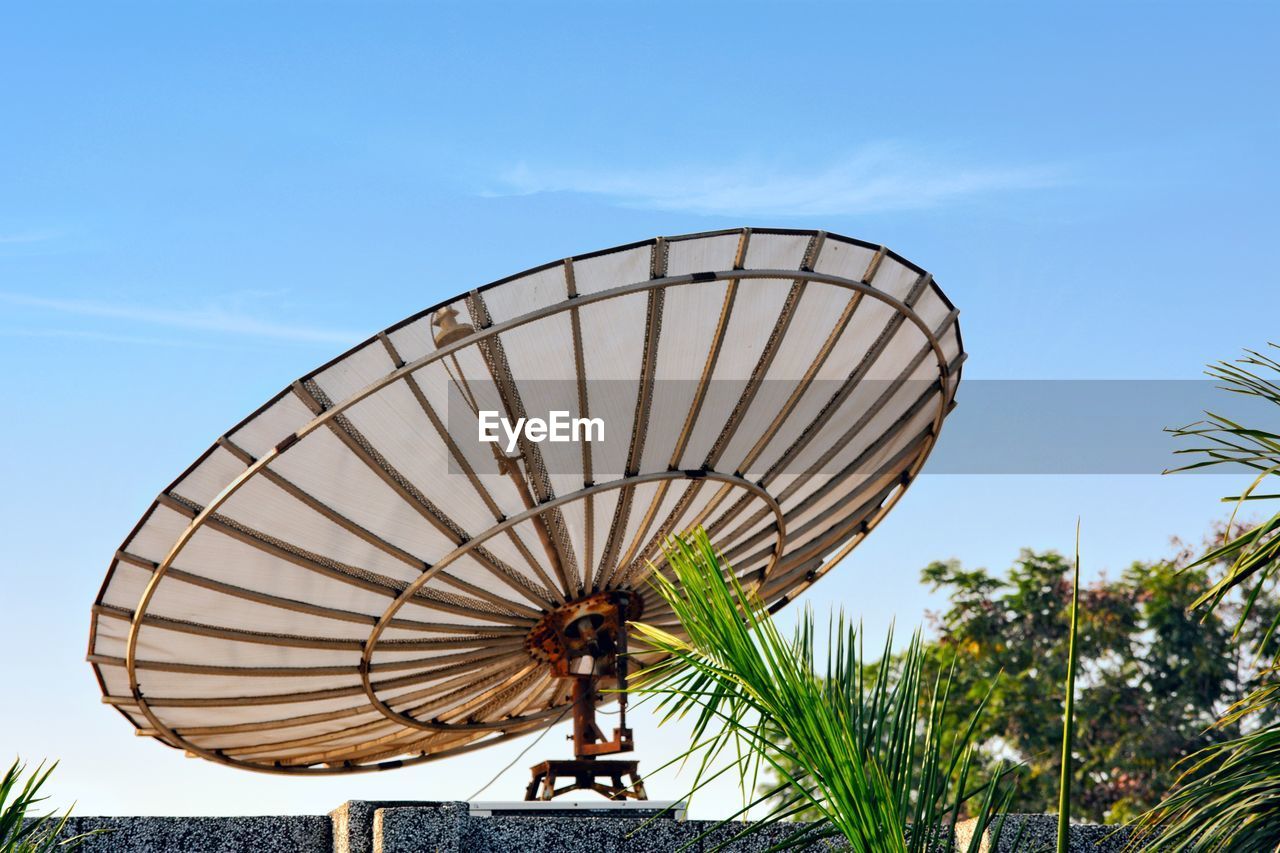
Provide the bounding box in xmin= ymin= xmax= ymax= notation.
xmin=89 ymin=228 xmax=964 ymax=773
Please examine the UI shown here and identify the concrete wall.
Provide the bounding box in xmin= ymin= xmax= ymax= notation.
xmin=54 ymin=815 xmax=331 ymax=852
xmin=52 ymin=803 xmax=1135 ymax=852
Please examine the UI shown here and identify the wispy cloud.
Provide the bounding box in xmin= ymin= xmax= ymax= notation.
xmin=490 ymin=144 xmax=1064 ymax=216
xmin=0 ymin=292 xmax=362 ymax=345
xmin=0 ymin=230 xmax=61 ymax=245
xmin=0 ymin=327 xmax=230 ymax=349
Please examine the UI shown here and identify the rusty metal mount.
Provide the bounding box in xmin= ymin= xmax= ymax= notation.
xmin=523 ymin=590 xmax=644 ymax=677
xmin=525 ymin=759 xmax=647 ymax=802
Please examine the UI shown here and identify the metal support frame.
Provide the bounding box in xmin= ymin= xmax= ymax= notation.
xmin=523 ymin=591 xmax=647 ymax=801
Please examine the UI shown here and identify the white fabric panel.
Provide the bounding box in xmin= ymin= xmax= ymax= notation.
xmin=135 ymin=671 xmax=365 ymax=702
xmin=577 ymin=295 xmax=645 ymax=478
xmin=123 ymin=504 xmax=197 ymax=564
xmin=781 ymin=382 xmax=938 ymax=519
xmin=862 ymin=322 xmax=931 ymax=382
xmin=385 ymin=316 xmax=437 ymax=365
xmin=579 ymin=292 xmax=646 ymax=380
xmin=98 ymin=561 xmax=153 ymax=613
xmin=501 ymin=313 xmax=587 ymax=501
xmin=870 ymin=256 xmax=921 ymax=301
xmin=93 ymin=609 xmax=359 ymax=669
xmin=665 ymin=232 xmax=742 ymax=275
xmin=781 ymin=352 xmax=927 ymax=484
xmin=502 ymin=314 xmax=579 ymax=381
xmin=911 ymin=287 xmax=953 ymax=338
xmin=743 ymin=232 xmax=812 ymax=271
xmin=142 ymin=577 xmax=372 ymax=640
xmin=706 ymin=278 xmax=794 ymax=380
xmin=787 ymin=407 xmax=934 ymax=556
xmin=492 ymin=518 xmax=576 ymax=594
xmin=340 ymin=383 xmax=497 ymax=538
xmin=585 ymin=488 xmax=621 ymax=584
xmin=672 ymin=278 xmax=794 ymax=469
xmin=228 ymin=393 xmax=316 ymax=459
xmin=571 ymin=244 xmax=652 ymax=296
xmin=610 ymin=480 xmax=665 ymax=568
xmin=219 ymin=475 xmax=425 ymax=582
xmin=822 ymin=297 xmax=898 ymax=378
xmin=176 ymin=525 xmax=411 ymax=613
xmin=171 ymin=446 xmax=248 ymax=507
xmin=440 ymin=552 xmax=537 ymax=601
xmin=194 ymin=709 xmax=393 ymax=749
xmin=640 ymin=281 xmax=727 ymax=473
xmin=311 ymin=340 xmax=396 ymax=405
xmin=154 ymin=694 xmax=373 ymax=728
xmin=266 ymin=427 xmax=461 ymax=569
xmin=475 ymin=527 xmax=546 ymax=586
xmin=715 ymin=491 xmax=777 ymax=543
xmin=716 ymin=283 xmax=854 ymax=475
xmin=619 ymin=479 xmax=695 ymax=575
xmin=97 ymin=661 xmax=132 ymax=698
xmin=91 ymin=615 xmax=125 ymax=660
xmin=813 ymin=238 xmax=878 ymax=283
xmin=480 ymin=264 xmax=566 ymax=324
xmin=391 ymin=599 xmax=508 ymax=628
xmin=134 ymin=630 xmax=361 ymax=671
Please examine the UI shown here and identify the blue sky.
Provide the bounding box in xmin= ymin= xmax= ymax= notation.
xmin=2 ymin=1 xmax=1278 ymax=818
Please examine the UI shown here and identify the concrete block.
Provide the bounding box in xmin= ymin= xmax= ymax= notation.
xmin=373 ymin=804 xmax=467 ymax=853
xmin=331 ymin=800 xmax=444 ymax=853
xmin=467 ymin=815 xmax=692 ymax=853
xmin=52 ymin=815 xmax=330 ymax=853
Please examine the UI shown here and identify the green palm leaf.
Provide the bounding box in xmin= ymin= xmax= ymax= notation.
xmin=1136 ymin=344 xmax=1280 ymax=849
xmin=1 ymin=759 xmax=100 ymax=853
xmin=628 ymin=529 xmax=1015 ymax=852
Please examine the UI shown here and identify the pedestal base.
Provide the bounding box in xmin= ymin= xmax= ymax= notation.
xmin=524 ymin=759 xmax=647 ymax=801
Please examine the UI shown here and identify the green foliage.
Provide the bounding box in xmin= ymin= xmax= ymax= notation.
xmin=930 ymin=544 xmax=1277 ymax=824
xmin=1 ymin=759 xmax=94 ymax=852
xmin=628 ymin=529 xmax=1015 ymax=852
xmin=1129 ymin=721 xmax=1280 ymax=851
xmin=764 ymin=538 xmax=1276 ymax=826
xmin=1133 ymin=345 xmax=1280 ymax=850
xmin=1165 ymin=345 xmax=1280 ymax=625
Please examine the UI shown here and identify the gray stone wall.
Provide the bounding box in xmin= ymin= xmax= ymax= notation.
xmin=44 ymin=803 xmax=1135 ymax=851
xmin=52 ymin=815 xmax=331 ymax=852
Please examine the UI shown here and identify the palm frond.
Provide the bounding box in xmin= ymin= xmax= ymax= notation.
xmin=1057 ymin=520 xmax=1081 ymax=853
xmin=628 ymin=528 xmax=1014 ymax=852
xmin=1166 ymin=345 xmax=1280 ymax=641
xmin=1135 ymin=344 xmax=1280 ymax=849
xmin=0 ymin=758 xmax=100 ymax=853
xmin=1131 ymin=726 xmax=1280 ymax=852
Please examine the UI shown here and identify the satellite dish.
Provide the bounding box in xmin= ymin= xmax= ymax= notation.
xmin=88 ymin=228 xmax=963 ymax=796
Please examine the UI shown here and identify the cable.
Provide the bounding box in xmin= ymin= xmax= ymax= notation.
xmin=466 ymin=704 xmax=573 ymax=802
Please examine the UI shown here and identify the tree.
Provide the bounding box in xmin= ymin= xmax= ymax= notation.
xmin=919 ymin=541 xmax=1277 ymax=824
xmin=762 ymin=535 xmax=1278 ymax=825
